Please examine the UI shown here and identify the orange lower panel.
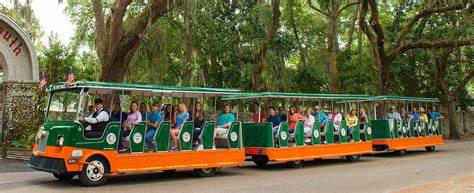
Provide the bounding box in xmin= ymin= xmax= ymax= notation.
xmin=32 ymin=145 xmax=245 ymax=174
xmin=245 ymin=142 xmax=373 ymax=162
xmin=372 ymin=136 xmax=444 ymax=150
xmin=115 ymin=149 xmax=245 ymax=173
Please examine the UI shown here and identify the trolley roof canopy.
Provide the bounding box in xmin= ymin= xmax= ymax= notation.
xmin=340 ymin=95 xmax=440 ymax=103
xmin=48 ymin=81 xmax=241 ymax=97
xmin=222 ymin=92 xmax=369 ymax=101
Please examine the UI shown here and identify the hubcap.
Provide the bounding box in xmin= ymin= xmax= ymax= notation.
xmin=86 ymin=160 xmax=104 ymax=182
xmin=201 ymin=168 xmax=213 ymax=173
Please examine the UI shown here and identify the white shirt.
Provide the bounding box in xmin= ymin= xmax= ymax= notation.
xmin=85 ymin=108 xmax=109 ymax=124
xmin=305 ymin=115 xmax=315 ymax=128
xmin=333 ymin=113 xmax=342 ymax=125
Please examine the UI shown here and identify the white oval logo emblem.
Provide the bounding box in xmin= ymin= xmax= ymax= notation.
xmin=182 ymin=132 xmax=191 ymax=142
xmin=281 ymin=131 xmax=287 ymax=140
xmin=133 ymin=133 xmax=142 ymax=144
xmin=367 ymin=127 xmax=372 ymax=135
xmin=230 ymin=132 xmax=238 ymax=142
xmin=341 ymin=129 xmax=346 ymax=136
xmin=106 ymin=133 xmax=116 ymax=145
xmin=313 ymin=130 xmax=319 ymax=138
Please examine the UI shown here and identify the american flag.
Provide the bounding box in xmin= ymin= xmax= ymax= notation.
xmin=66 ymin=67 xmax=75 ymax=85
xmin=39 ymin=72 xmax=47 ymax=91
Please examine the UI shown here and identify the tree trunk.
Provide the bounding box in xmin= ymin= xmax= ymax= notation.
xmin=446 ymin=98 xmax=461 ymax=139
xmin=328 ymin=13 xmax=339 ymax=93
xmin=252 ymin=0 xmax=280 ymax=92
xmin=181 ymin=0 xmax=195 ymax=86
xmin=406 ymin=51 xmax=420 ymax=96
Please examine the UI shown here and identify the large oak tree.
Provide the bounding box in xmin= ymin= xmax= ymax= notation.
xmin=91 ymin=0 xmax=183 ymax=82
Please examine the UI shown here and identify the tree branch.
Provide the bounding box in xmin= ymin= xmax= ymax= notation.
xmin=367 ymin=0 xmax=387 ymax=60
xmin=455 ymin=68 xmax=474 ymax=97
xmin=390 ymin=39 xmax=474 ymax=61
xmin=122 ymin=0 xmax=184 ymax=52
xmin=434 ymin=48 xmax=452 ymax=96
xmin=92 ymin=0 xmax=107 ymax=63
xmin=109 ymin=0 xmax=132 ymax=53
xmin=394 ymin=4 xmax=463 ymax=48
xmin=307 ymin=0 xmax=329 ymax=17
xmin=337 ymin=1 xmax=360 ymax=16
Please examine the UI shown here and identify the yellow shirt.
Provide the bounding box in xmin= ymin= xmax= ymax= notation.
xmin=347 ymin=115 xmax=358 ymax=127
xmin=420 ymin=113 xmax=428 ymax=123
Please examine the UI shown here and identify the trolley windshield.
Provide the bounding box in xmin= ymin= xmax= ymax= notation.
xmin=46 ymin=88 xmax=81 ymax=122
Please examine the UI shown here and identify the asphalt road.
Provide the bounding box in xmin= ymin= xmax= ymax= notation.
xmin=0 ymin=140 xmax=473 ymax=193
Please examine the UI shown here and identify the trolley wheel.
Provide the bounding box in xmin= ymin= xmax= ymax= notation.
xmin=163 ymin=169 xmax=177 ymax=173
xmin=53 ymin=173 xmax=76 ymax=181
xmin=313 ymin=158 xmax=323 ymax=162
xmin=394 ymin=149 xmax=407 ymax=156
xmin=78 ymin=156 xmax=109 ymax=187
xmin=345 ymin=154 xmax=360 ymax=162
xmin=425 ymin=146 xmax=435 ymax=152
xmin=286 ymin=160 xmax=304 ymax=168
xmin=194 ymin=168 xmax=217 ymax=177
xmin=252 ymin=155 xmax=269 ymax=167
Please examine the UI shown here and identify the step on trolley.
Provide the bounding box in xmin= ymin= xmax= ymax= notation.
xmin=28 ymin=81 xmax=244 ymax=186
xmin=222 ymin=92 xmax=374 ymax=168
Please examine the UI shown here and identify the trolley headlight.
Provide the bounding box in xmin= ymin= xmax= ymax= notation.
xmin=58 ymin=136 xmax=64 ymax=147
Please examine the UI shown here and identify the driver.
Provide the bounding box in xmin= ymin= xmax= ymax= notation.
xmin=81 ymin=98 xmax=109 ymax=138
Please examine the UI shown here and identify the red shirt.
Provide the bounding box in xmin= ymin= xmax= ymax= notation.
xmin=253 ymin=112 xmax=266 ymax=123
xmin=288 ymin=113 xmax=305 ymax=129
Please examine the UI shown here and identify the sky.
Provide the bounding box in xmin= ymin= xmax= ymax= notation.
xmin=31 ymin=1 xmax=75 ymax=45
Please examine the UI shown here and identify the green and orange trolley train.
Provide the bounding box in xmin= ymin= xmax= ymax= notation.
xmin=28 ymin=81 xmax=444 ymax=186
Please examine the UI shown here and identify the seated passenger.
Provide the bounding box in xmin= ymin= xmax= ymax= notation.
xmin=215 ymin=104 xmax=235 ymax=136
xmin=192 ymin=102 xmax=206 ymax=145
xmin=253 ymin=102 xmax=266 ymax=123
xmin=140 ymin=102 xmax=148 ymax=121
xmin=110 ymin=102 xmax=128 ymax=123
xmin=313 ymin=106 xmax=328 ymax=128
xmin=171 ymin=103 xmax=189 ymax=150
xmin=385 ymin=106 xmax=401 ymax=120
xmin=267 ymin=106 xmax=281 ymax=136
xmin=330 ymin=107 xmax=342 ymax=131
xmin=288 ymin=106 xmax=305 ymax=134
xmin=81 ymin=98 xmax=109 ymax=138
xmin=163 ymin=104 xmax=176 ymax=126
xmin=118 ymin=101 xmax=142 ymax=152
xmin=304 ymin=108 xmax=315 ymax=134
xmin=346 ymin=109 xmax=358 ymax=141
xmin=145 ymin=102 xmax=162 ymax=152
xmin=429 ymin=106 xmax=444 ymax=120
xmin=419 ymin=107 xmax=428 ymax=124
xmin=358 ymin=108 xmax=368 ymax=130
xmin=408 ymin=107 xmax=420 ymax=123
xmin=278 ymin=107 xmax=287 ymax=122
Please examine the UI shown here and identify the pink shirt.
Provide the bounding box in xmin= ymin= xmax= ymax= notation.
xmin=124 ymin=112 xmax=142 ymax=129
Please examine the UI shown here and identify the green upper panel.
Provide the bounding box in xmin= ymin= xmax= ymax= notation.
xmin=222 ymin=92 xmax=369 ymax=101
xmin=369 ymin=95 xmax=439 ymax=102
xmin=47 ymin=81 xmax=240 ymax=97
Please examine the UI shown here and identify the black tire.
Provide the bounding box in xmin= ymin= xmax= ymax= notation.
xmin=53 ymin=173 xmax=76 ymax=181
xmin=163 ymin=169 xmax=177 ymax=173
xmin=252 ymin=155 xmax=269 ymax=167
xmin=286 ymin=160 xmax=304 ymax=168
xmin=194 ymin=168 xmax=217 ymax=177
xmin=425 ymin=146 xmax=435 ymax=152
xmin=345 ymin=154 xmax=360 ymax=162
xmin=313 ymin=158 xmax=323 ymax=162
xmin=78 ymin=156 xmax=109 ymax=187
xmin=394 ymin=149 xmax=407 ymax=156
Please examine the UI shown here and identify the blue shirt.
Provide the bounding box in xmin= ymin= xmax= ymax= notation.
xmin=147 ymin=112 xmax=162 ymax=130
xmin=429 ymin=112 xmax=442 ymax=120
xmin=175 ymin=112 xmax=189 ymax=128
xmin=313 ymin=112 xmax=329 ymax=123
xmin=279 ymin=114 xmax=287 ymax=122
xmin=110 ymin=111 xmax=127 ymax=122
xmin=217 ymin=113 xmax=235 ymax=126
xmin=267 ymin=115 xmax=281 ymax=127
xmin=409 ymin=112 xmax=420 ymax=122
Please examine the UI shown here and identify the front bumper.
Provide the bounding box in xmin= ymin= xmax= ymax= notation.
xmin=28 ymin=154 xmax=67 ymax=174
